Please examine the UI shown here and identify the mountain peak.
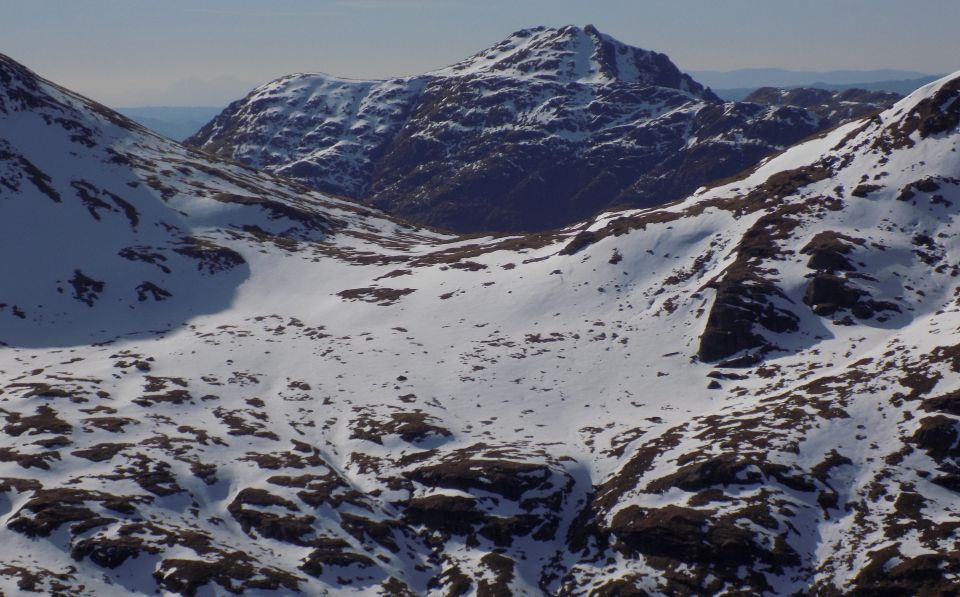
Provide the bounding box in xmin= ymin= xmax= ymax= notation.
xmin=434 ymin=25 xmax=716 ymax=99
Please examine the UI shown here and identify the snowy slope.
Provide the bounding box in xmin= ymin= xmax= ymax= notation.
xmin=188 ymin=25 xmax=889 ymax=234
xmin=3 ymin=54 xmax=960 ymax=595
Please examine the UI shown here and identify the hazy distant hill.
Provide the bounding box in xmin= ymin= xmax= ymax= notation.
xmin=689 ymin=67 xmax=935 ymax=89
xmin=715 ymin=76 xmax=941 ymax=101
xmin=115 ymin=106 xmax=224 ymax=141
xmin=99 ymin=75 xmax=257 ymax=108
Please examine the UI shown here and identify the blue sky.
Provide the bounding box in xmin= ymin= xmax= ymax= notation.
xmin=1 ymin=0 xmax=956 ymax=106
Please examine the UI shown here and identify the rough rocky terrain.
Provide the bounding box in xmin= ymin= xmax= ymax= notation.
xmin=3 ymin=52 xmax=960 ymax=595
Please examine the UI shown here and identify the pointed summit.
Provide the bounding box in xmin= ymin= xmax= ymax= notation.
xmin=434 ymin=24 xmax=717 ymax=99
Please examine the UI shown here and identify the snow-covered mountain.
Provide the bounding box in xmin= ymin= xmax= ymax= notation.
xmin=187 ymin=25 xmax=894 ymax=234
xmin=4 ymin=51 xmax=960 ymax=595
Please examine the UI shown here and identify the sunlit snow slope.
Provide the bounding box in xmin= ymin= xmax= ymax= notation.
xmin=3 ymin=54 xmax=960 ymax=595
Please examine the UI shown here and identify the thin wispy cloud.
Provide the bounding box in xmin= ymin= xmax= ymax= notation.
xmin=182 ymin=1 xmax=454 ymax=16
xmin=182 ymin=8 xmax=314 ymax=17
xmin=335 ymin=0 xmax=460 ymax=8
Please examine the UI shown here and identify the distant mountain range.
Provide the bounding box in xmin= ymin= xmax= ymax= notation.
xmin=187 ymin=26 xmax=901 ymax=233
xmin=742 ymin=86 xmax=903 ymax=121
xmin=690 ymin=68 xmax=941 ymax=101
xmin=689 ymin=67 xmax=937 ymax=89
xmin=714 ymin=76 xmax=941 ymax=101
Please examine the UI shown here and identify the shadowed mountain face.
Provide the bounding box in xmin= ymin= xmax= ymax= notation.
xmin=0 ymin=54 xmax=386 ymax=348
xmin=5 ymin=51 xmax=960 ymax=596
xmin=188 ymin=25 xmax=894 ymax=234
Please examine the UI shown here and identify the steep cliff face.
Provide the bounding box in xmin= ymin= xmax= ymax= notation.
xmin=189 ymin=25 xmax=892 ymax=234
xmin=4 ymin=52 xmax=960 ymax=595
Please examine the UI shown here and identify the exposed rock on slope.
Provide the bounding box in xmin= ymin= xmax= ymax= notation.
xmin=189 ymin=25 xmax=858 ymax=233
xmin=4 ymin=54 xmax=960 ymax=595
